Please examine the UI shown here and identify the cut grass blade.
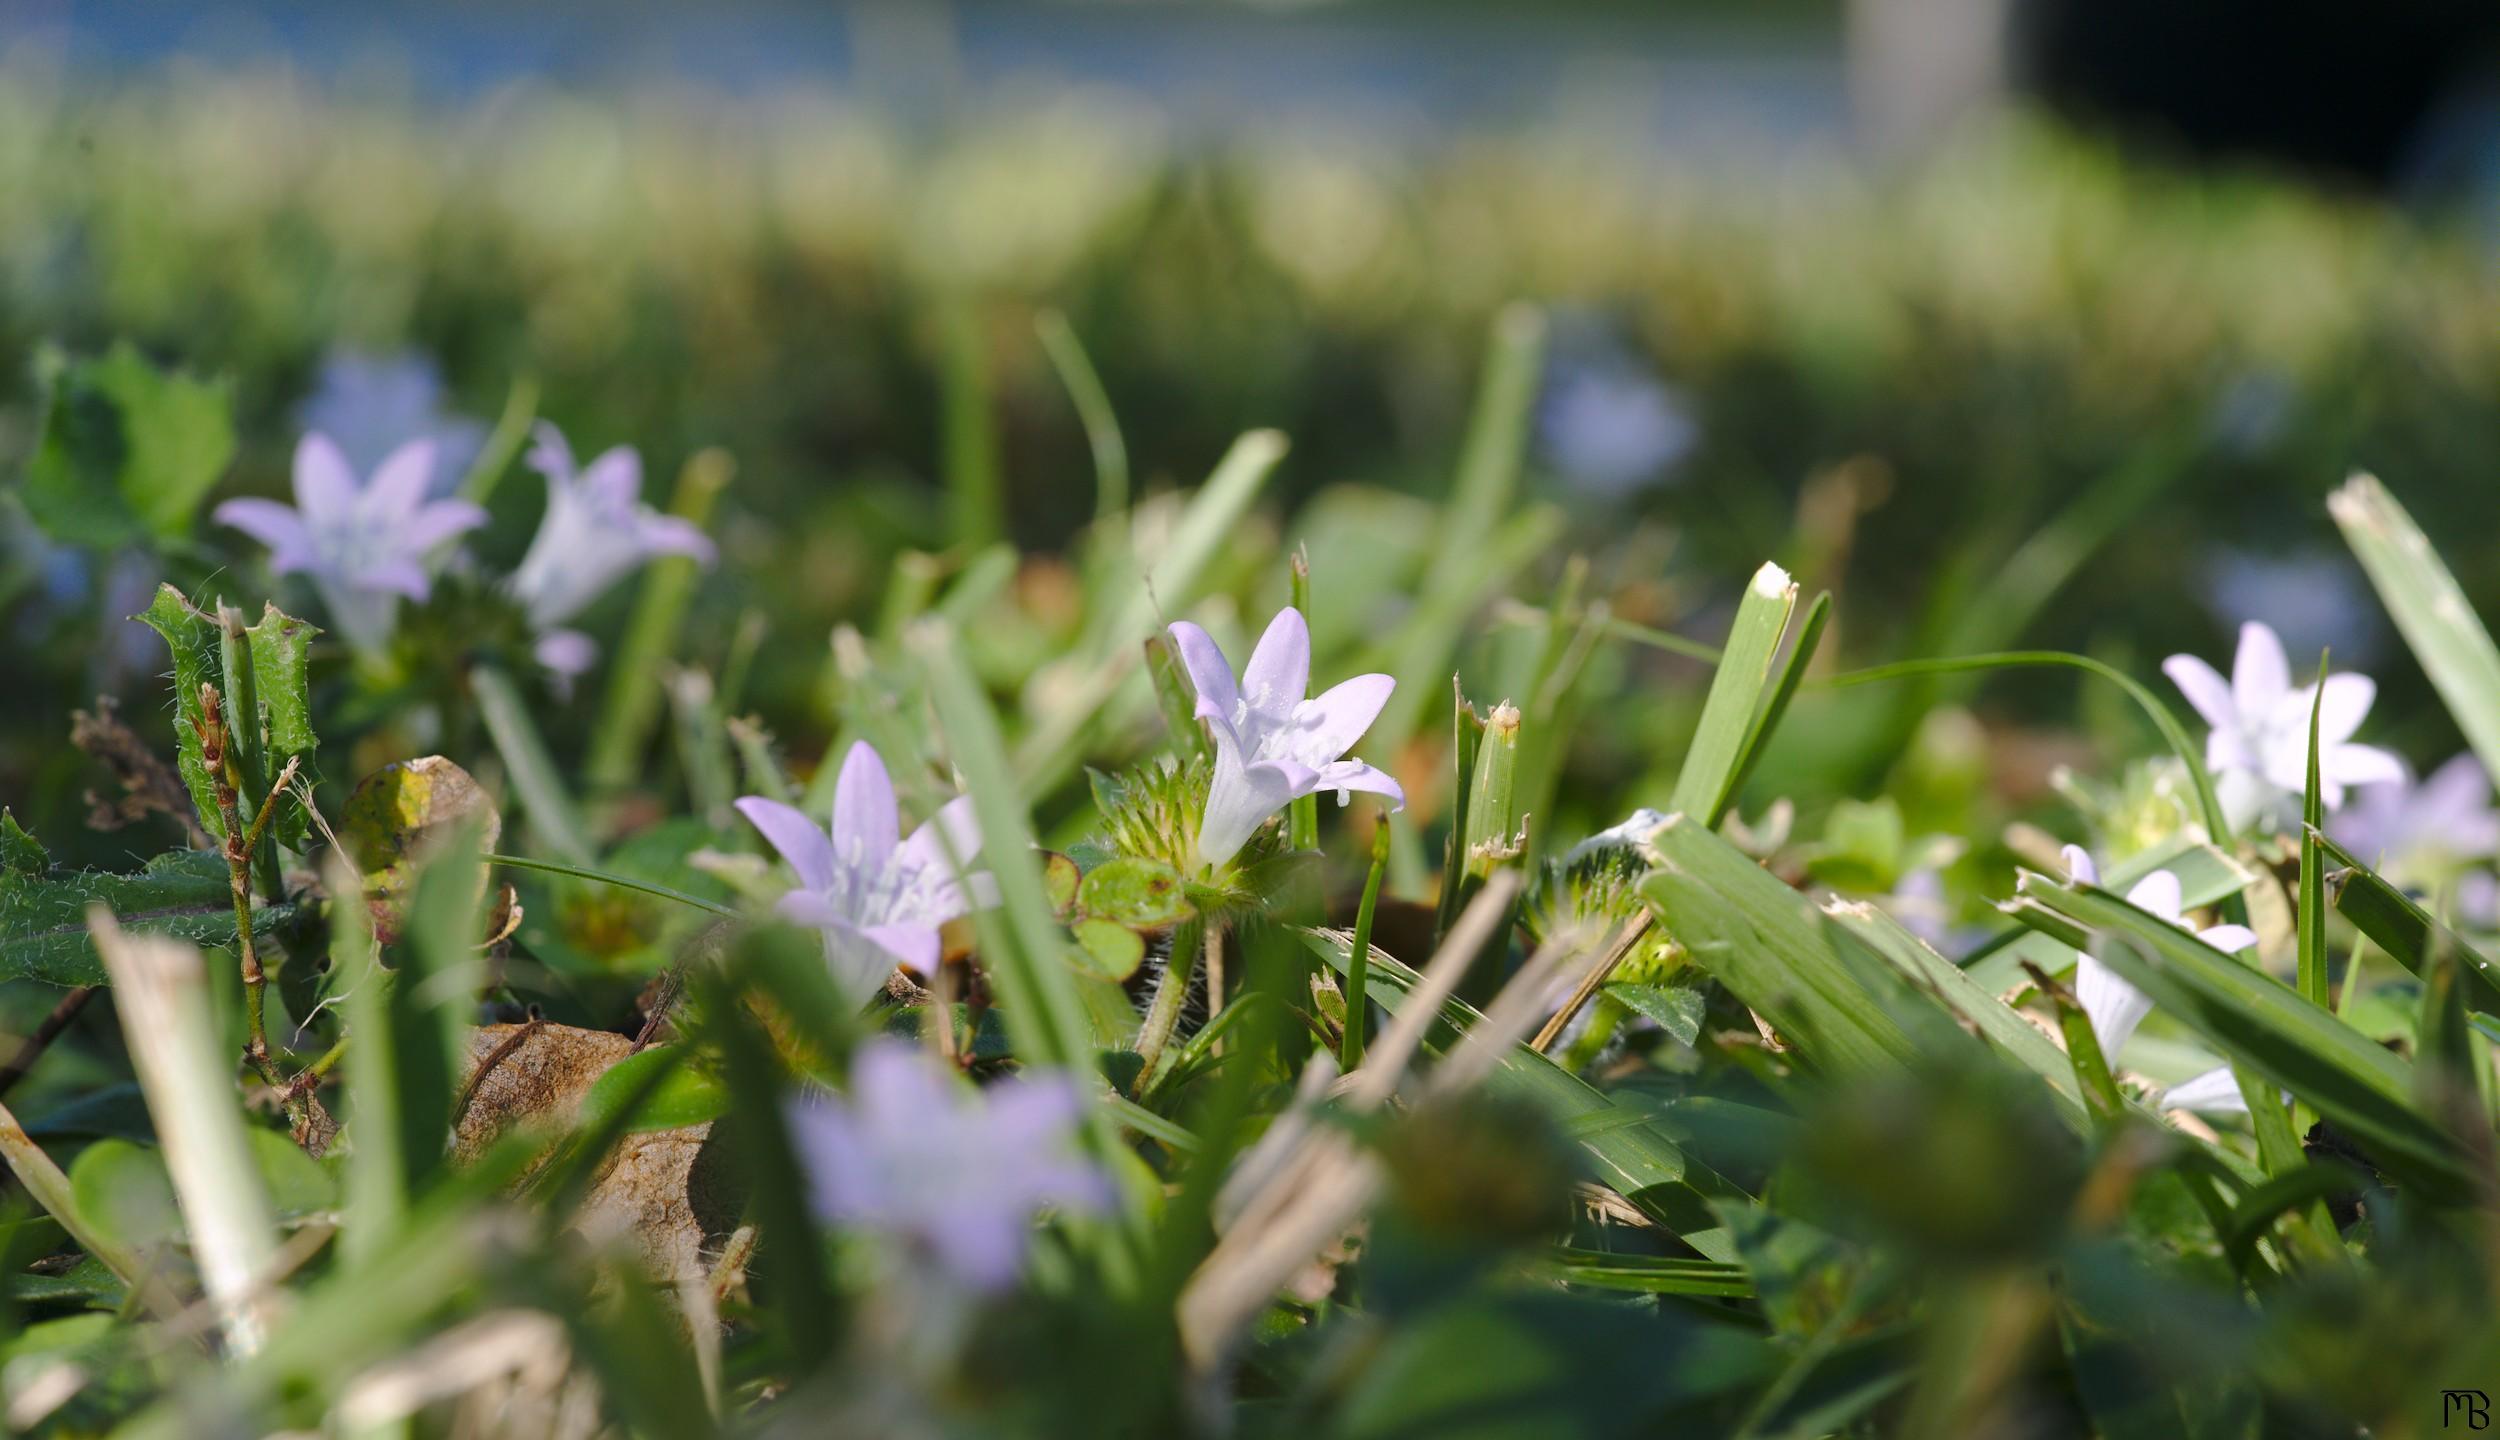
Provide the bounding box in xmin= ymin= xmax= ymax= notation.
xmin=1724 ymin=589 xmax=1830 ymax=815
xmin=1668 ymin=563 xmax=1798 ymax=828
xmin=1819 ymin=899 xmax=2087 ymax=1132
xmin=2330 ymin=473 xmax=2500 ymax=785
xmin=2315 ymin=830 xmax=2500 ymax=1018
xmin=1641 ymin=814 xmax=1929 ymax=1079
xmin=1960 ymin=838 xmax=2254 ymax=993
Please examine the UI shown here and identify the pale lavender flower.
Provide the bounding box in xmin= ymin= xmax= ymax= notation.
xmin=787 ymin=1039 xmax=1111 ymax=1291
xmin=2062 ymin=846 xmax=2254 ymax=1114
xmin=299 ymin=349 xmax=486 ymax=489
xmin=1540 ymin=359 xmax=1697 ymax=499
xmin=509 ymin=423 xmax=715 ymax=675
xmin=2328 ymin=754 xmax=2500 ymax=868
xmin=2162 ymin=620 xmax=2402 ymax=827
xmin=214 ymin=433 xmax=486 ymax=658
xmin=1167 ymin=606 xmax=1403 ymax=869
xmin=735 ymin=742 xmax=998 ymax=995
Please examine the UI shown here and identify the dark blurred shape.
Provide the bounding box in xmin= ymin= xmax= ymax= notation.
xmin=2019 ymin=0 xmax=2500 ymax=186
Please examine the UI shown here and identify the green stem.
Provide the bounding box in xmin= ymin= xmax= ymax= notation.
xmin=1134 ymin=918 xmax=1204 ymax=1088
xmin=1341 ymin=816 xmax=1391 ymax=1072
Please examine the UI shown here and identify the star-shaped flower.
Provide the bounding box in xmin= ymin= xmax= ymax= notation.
xmin=735 ymin=742 xmax=998 ymax=995
xmin=214 ymin=433 xmax=487 ymax=659
xmin=2062 ymin=845 xmax=2255 ymax=1114
xmin=2162 ymin=621 xmax=2401 ymax=826
xmin=787 ymin=1039 xmax=1111 ymax=1291
xmin=1166 ymin=606 xmax=1404 ymax=869
xmin=509 ymin=423 xmax=715 ymax=677
xmin=2329 ymin=753 xmax=2500 ymax=870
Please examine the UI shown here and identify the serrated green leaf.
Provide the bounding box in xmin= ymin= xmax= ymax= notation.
xmin=25 ymin=342 xmax=235 ymax=546
xmin=0 ymin=850 xmax=290 ymax=988
xmin=244 ymin=604 xmax=321 ymax=849
xmin=136 ymin=584 xmax=225 ymax=841
xmin=0 ymin=811 xmax=48 ymax=875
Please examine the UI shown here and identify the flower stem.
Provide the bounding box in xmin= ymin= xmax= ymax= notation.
xmin=1134 ymin=918 xmax=1205 ymax=1088
xmin=193 ymin=684 xmax=318 ymax=1145
xmin=1340 ymin=814 xmax=1391 ymax=1071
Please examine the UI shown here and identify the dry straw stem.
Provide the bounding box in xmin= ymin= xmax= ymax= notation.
xmin=1179 ymin=871 xmax=1546 ymax=1372
xmin=89 ymin=908 xmax=283 ymax=1357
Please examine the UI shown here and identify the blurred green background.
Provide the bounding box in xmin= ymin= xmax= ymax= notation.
xmin=8 ymin=1 xmax=2500 ymax=868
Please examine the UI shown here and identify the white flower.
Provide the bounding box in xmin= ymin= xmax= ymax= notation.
xmin=735 ymin=742 xmax=999 ymax=995
xmin=2061 ymin=845 xmax=2255 ymax=1115
xmin=214 ymin=433 xmax=486 ymax=658
xmin=508 ymin=423 xmax=715 ymax=675
xmin=1166 ymin=606 xmax=1404 ymax=869
xmin=2162 ymin=620 xmax=2401 ymax=827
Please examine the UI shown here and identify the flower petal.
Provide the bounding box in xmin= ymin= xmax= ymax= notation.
xmin=2076 ymin=954 xmax=2154 ymax=1055
xmin=775 ymin=888 xmax=843 ymax=928
xmin=1286 ymin=672 xmax=1394 ymax=767
xmin=533 ymin=628 xmax=598 ymax=678
xmin=401 ymin=498 xmax=489 ymax=554
xmin=580 ymin=446 xmax=644 ymax=509
xmin=2059 ymin=844 xmax=2098 ymax=886
xmin=2161 ymin=654 xmax=2236 ymax=730
xmin=293 ymin=432 xmax=360 ymax=525
xmin=2195 ymin=923 xmax=2258 ymax=953
xmin=637 ymin=513 xmax=717 ymax=563
xmin=2231 ymin=621 xmax=2290 ymax=718
xmin=2124 ymin=869 xmax=2183 ymax=925
xmin=831 ymin=741 xmax=900 ymax=870
xmin=1196 ymin=751 xmax=1301 ymax=868
xmin=2323 ymin=743 xmax=2405 ymax=792
xmin=214 ymin=499 xmax=316 ymax=572
xmin=736 ymin=796 xmax=836 ymax=892
xmin=363 ymin=557 xmax=433 ymax=602
xmin=861 ymin=922 xmax=941 ymax=976
xmin=363 ymin=439 xmax=440 ymax=522
xmin=2301 ymin=673 xmax=2375 ymax=747
xmin=1166 ymin=621 xmax=1240 ymax=725
xmin=1314 ymin=759 xmax=1405 ymax=811
xmin=2162 ymin=1066 xmax=2250 ymax=1115
xmin=526 ymin=420 xmax=578 ymax=486
xmin=899 ymin=794 xmax=982 ymax=878
xmin=1239 ymin=606 xmax=1311 ymax=719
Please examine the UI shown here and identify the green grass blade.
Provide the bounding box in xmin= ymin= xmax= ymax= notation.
xmin=2006 ymin=871 xmax=2474 ymax=1202
xmin=1035 ymin=308 xmax=1129 ymax=524
xmin=1670 ymin=563 xmax=1798 ymax=827
xmin=939 ymin=295 xmax=1004 ymax=549
xmin=1723 ymin=589 xmax=1830 ymax=812
xmin=481 ymin=851 xmax=738 ymax=917
xmin=2298 ymin=664 xmax=2329 ymax=1009
xmin=1960 ymin=837 xmax=2254 ymax=993
xmin=1641 ymin=814 xmax=1927 ymax=1077
xmin=470 ymin=663 xmax=594 ymax=866
xmin=1541 ymin=1248 xmax=1755 ymax=1298
xmin=1819 ymin=898 xmax=2087 ymax=1131
xmin=2330 ymin=472 xmax=2500 ymax=784
xmin=2313 ymin=830 xmax=2500 ymax=1017
xmin=1383 ymin=305 xmax=1546 ymax=744
xmin=585 ymin=448 xmax=733 ymax=791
